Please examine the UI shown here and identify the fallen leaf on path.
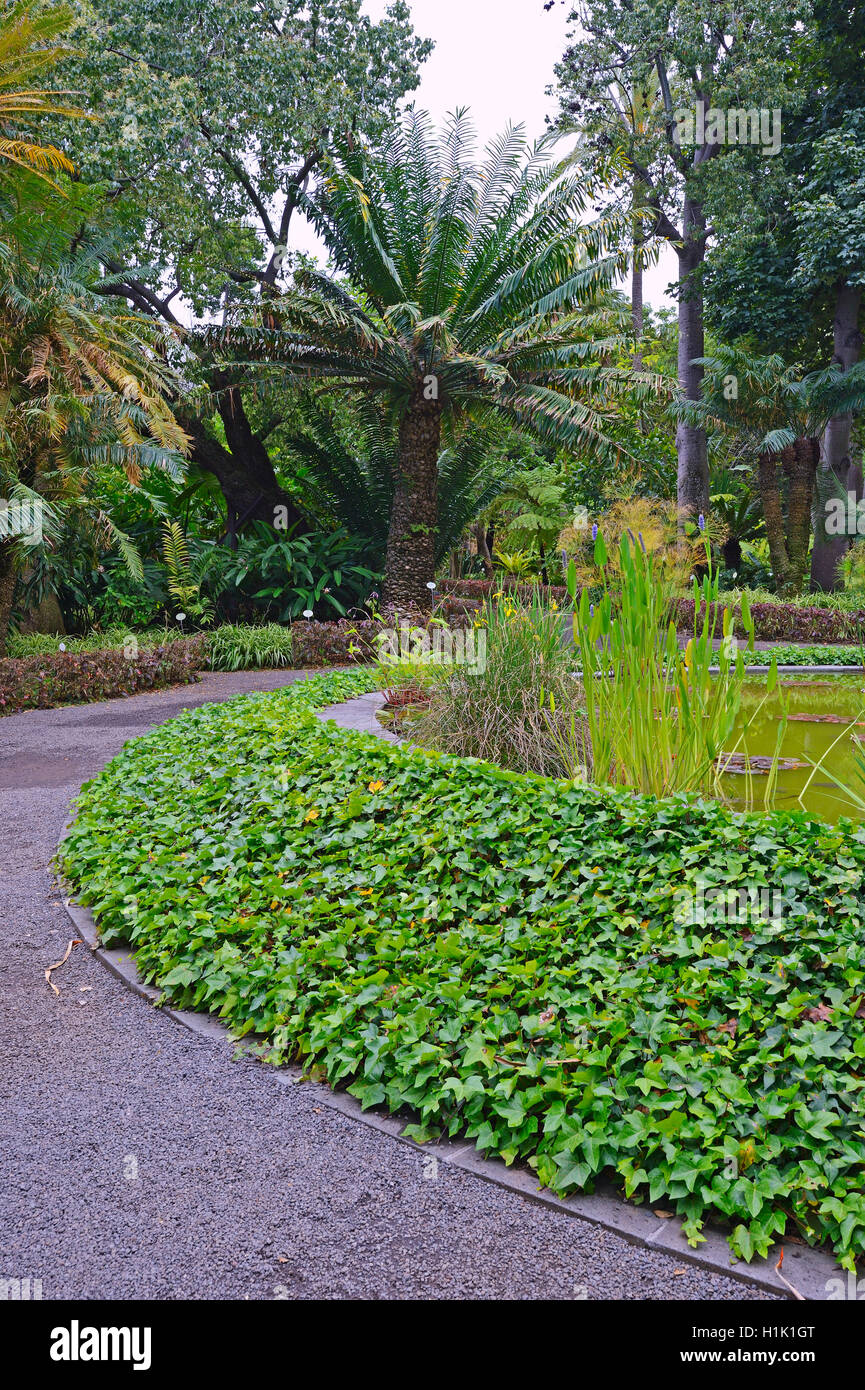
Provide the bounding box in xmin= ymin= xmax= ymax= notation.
xmin=44 ymin=938 xmax=82 ymax=996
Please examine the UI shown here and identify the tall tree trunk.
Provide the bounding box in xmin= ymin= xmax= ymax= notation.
xmin=179 ymin=376 xmax=307 ymax=534
xmin=383 ymin=388 xmax=442 ymax=611
xmin=811 ymin=281 xmax=862 ymax=591
xmin=788 ymin=437 xmax=820 ymax=594
xmin=0 ymin=542 xmax=16 ymax=658
xmin=474 ymin=522 xmax=493 ymax=578
xmin=675 ymin=207 xmax=709 ymax=527
xmin=631 ymin=172 xmax=644 ymax=369
xmin=757 ymin=449 xmax=790 ymax=594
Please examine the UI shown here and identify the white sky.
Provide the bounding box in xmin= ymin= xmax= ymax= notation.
xmin=293 ymin=0 xmax=677 ymax=308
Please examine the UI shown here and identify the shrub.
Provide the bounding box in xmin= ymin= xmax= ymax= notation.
xmin=744 ymin=645 xmax=864 ymax=667
xmin=207 ymin=624 xmax=294 ymax=672
xmin=675 ymin=596 xmax=865 ymax=643
xmin=60 ymin=669 xmax=865 ymax=1269
xmin=414 ymin=590 xmax=586 ymax=776
xmin=5 ymin=625 xmax=184 ymax=658
xmin=291 ymin=618 xmax=381 ymax=668
xmin=0 ymin=638 xmax=205 ymax=714
xmin=442 ymin=578 xmax=865 ymax=643
xmin=212 ymin=523 xmax=379 ymax=621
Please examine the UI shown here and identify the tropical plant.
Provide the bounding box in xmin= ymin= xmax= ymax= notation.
xmin=0 ymin=1 xmax=84 ymax=187
xmin=495 ymin=464 xmax=570 ymax=579
xmin=280 ymin=396 xmax=514 ymax=569
xmin=206 ymin=623 xmax=294 ymax=672
xmin=0 ymin=249 xmax=189 ymax=652
xmin=213 ymin=108 xmax=660 ymax=608
xmin=161 ymin=520 xmax=215 ymax=626
xmin=492 ymin=548 xmax=536 ymax=579
xmin=215 ymin=522 xmax=378 ymax=622
xmin=708 ymin=467 xmax=764 ymax=574
xmin=682 ymin=347 xmax=865 ymax=595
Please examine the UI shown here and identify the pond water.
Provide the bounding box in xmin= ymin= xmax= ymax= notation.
xmin=723 ymin=676 xmax=865 ymax=823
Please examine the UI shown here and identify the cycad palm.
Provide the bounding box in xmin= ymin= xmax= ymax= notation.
xmin=282 ymin=396 xmax=515 ymax=568
xmin=215 ymin=109 xmax=657 ymax=607
xmin=684 ymin=347 xmax=865 ymax=593
xmin=0 ymin=253 xmax=188 ymax=649
xmin=0 ymin=2 xmax=84 ymax=187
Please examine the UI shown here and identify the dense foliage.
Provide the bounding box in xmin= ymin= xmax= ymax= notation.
xmin=0 ymin=636 xmax=204 ymax=713
xmin=61 ymin=670 xmax=865 ymax=1268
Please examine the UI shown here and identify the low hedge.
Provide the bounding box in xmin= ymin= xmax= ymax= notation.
xmin=0 ymin=638 xmax=206 ymax=714
xmin=442 ymin=578 xmax=865 ymax=643
xmin=743 ymin=645 xmax=864 ymax=667
xmin=0 ymin=621 xmax=365 ymax=713
xmin=62 ymin=669 xmax=865 ymax=1269
xmin=676 ymin=597 xmax=865 ymax=644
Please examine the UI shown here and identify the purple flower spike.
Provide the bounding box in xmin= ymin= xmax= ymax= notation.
xmin=698 ymin=514 xmax=706 ymax=532
xmin=592 ymin=523 xmax=598 ymax=541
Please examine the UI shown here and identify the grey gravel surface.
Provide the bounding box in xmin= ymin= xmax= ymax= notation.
xmin=0 ymin=672 xmax=778 ymax=1300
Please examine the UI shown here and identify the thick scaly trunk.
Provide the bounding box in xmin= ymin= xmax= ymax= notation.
xmin=675 ymin=211 xmax=709 ymax=527
xmin=383 ymin=389 xmax=442 ymax=611
xmin=0 ymin=542 xmax=16 ymax=658
xmin=757 ymin=449 xmax=790 ymax=594
xmin=757 ymin=439 xmax=818 ymax=596
xmin=788 ymin=437 xmax=820 ymax=594
xmin=811 ymin=283 xmax=862 ymax=592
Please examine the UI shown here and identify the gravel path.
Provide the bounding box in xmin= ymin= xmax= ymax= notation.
xmin=0 ymin=672 xmax=777 ymax=1300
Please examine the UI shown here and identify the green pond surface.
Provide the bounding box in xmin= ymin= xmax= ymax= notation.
xmin=723 ymin=677 xmax=865 ymax=823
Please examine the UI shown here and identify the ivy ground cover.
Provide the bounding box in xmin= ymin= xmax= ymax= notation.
xmin=61 ymin=671 xmax=865 ymax=1267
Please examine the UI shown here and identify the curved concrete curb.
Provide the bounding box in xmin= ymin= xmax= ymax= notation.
xmin=59 ymin=689 xmax=848 ymax=1302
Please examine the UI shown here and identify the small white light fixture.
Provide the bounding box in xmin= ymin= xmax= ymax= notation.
xmin=59 ymin=642 xmax=66 ymax=652
xmin=303 ymin=609 xmax=314 ymax=619
xmin=176 ymin=612 xmax=186 ymax=623
xmin=426 ymin=581 xmax=436 ymax=592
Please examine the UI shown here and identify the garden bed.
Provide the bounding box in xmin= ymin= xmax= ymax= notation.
xmin=0 ymin=638 xmax=206 ymax=714
xmin=441 ymin=579 xmax=865 ymax=644
xmin=61 ymin=669 xmax=865 ymax=1270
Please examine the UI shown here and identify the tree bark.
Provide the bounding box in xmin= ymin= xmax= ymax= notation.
xmin=675 ymin=213 xmax=709 ymax=527
xmin=810 ymin=282 xmax=862 ymax=591
xmin=383 ymin=388 xmax=442 ymax=611
xmin=631 ymin=172 xmax=644 ymax=369
xmin=0 ymin=542 xmax=16 ymax=658
xmin=788 ymin=437 xmax=820 ymax=594
xmin=474 ymin=522 xmax=493 ymax=578
xmin=180 ymin=377 xmax=307 ymax=534
xmin=757 ymin=449 xmax=790 ymax=593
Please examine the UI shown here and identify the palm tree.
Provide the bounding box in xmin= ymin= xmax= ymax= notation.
xmin=0 ymin=251 xmax=189 ymax=651
xmin=213 ymin=109 xmax=659 ymax=609
xmin=0 ymin=1 xmax=84 ymax=187
xmin=683 ymin=346 xmax=865 ymax=595
xmin=279 ymin=396 xmax=515 ymax=570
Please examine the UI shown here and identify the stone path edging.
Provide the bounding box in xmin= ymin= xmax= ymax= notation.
xmin=59 ymin=687 xmax=847 ymax=1302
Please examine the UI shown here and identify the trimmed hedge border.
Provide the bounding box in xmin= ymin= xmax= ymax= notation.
xmin=0 ymin=638 xmax=206 ymax=715
xmin=440 ymin=579 xmax=865 ymax=643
